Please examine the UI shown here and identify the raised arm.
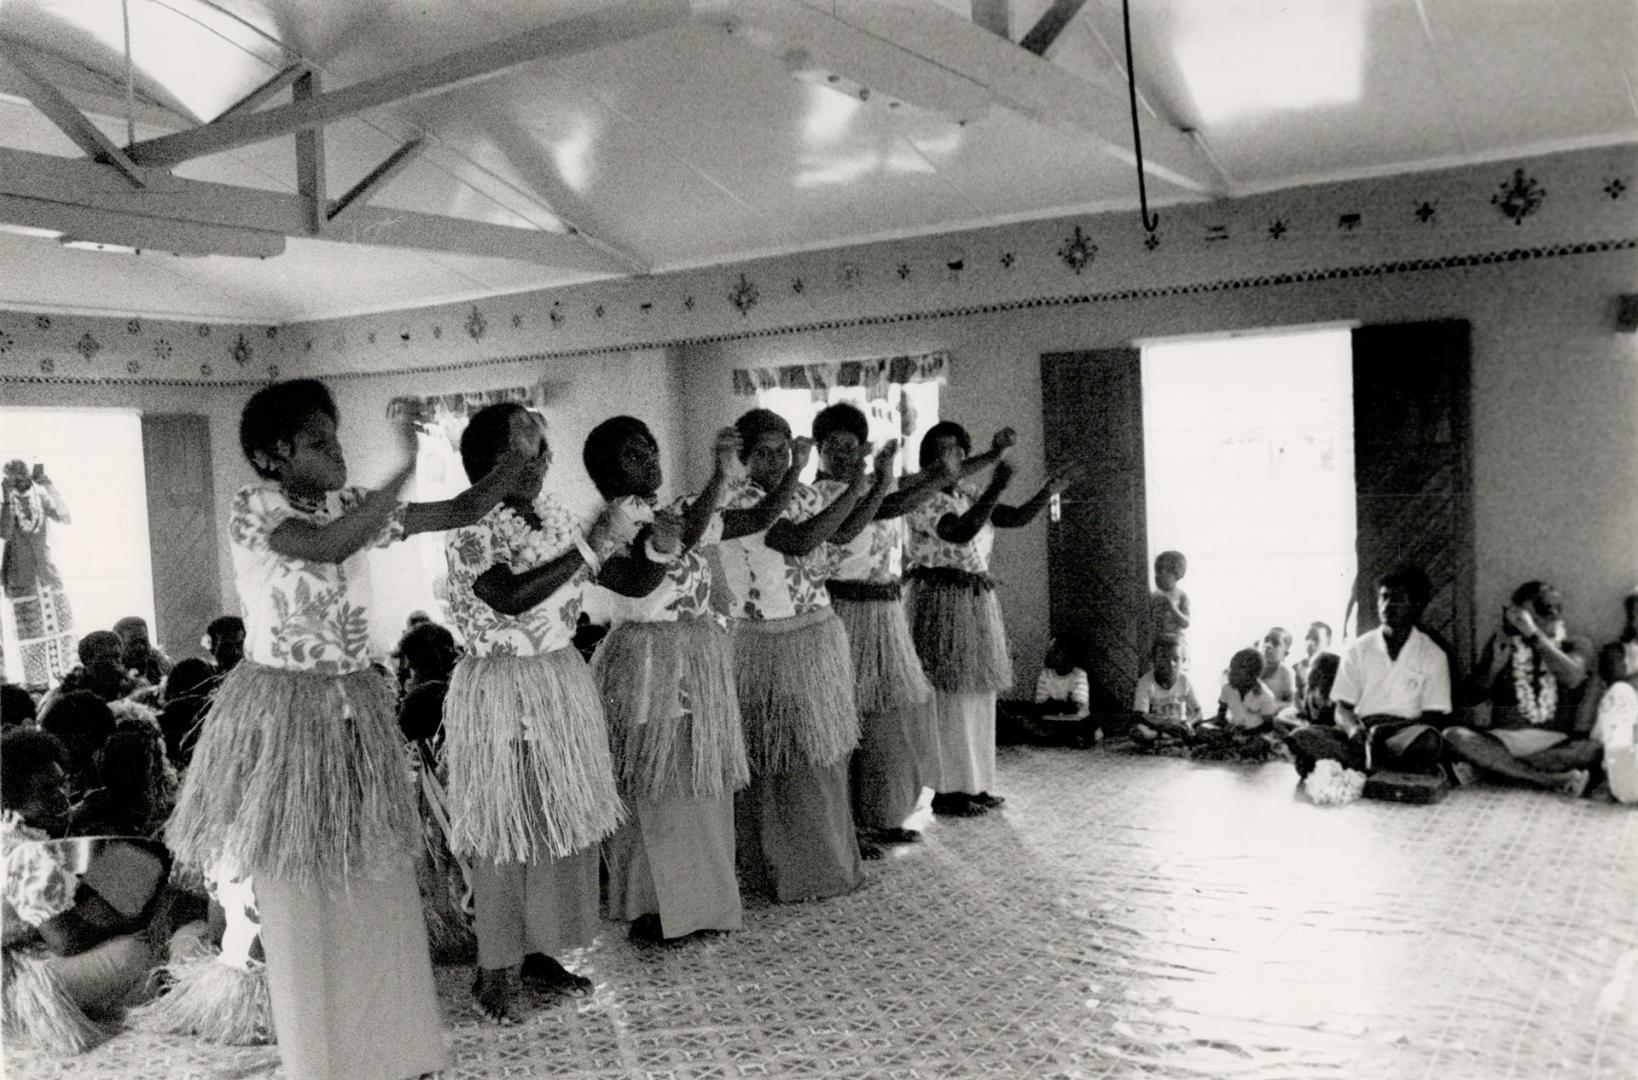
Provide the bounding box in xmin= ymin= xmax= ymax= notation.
xmin=935 ymin=461 xmax=1010 ymax=545
xmin=721 ymin=436 xmax=811 ymax=541
xmin=598 ymin=510 xmax=684 ymax=599
xmin=473 ymin=549 xmax=589 ymax=616
xmin=35 ymin=469 xmax=70 ymax=525
xmin=682 ymin=428 xmax=739 ymax=548
xmin=767 ymin=468 xmax=871 ymax=556
xmin=993 ymin=461 xmax=1086 ymax=529
xmin=268 ymin=471 xmax=414 ymax=564
xmin=829 ymin=441 xmax=900 ymax=544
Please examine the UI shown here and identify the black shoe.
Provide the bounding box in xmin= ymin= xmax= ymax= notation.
xmin=931 ymin=793 xmax=987 ymax=817
xmin=971 ymin=792 xmax=1005 ymax=809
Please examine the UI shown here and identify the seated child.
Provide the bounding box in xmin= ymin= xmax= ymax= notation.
xmin=1033 ymin=635 xmax=1094 ymax=743
xmin=1591 ymin=641 xmax=1638 ymax=804
xmin=1258 ymin=627 xmax=1299 ymax=711
xmin=1194 ymin=648 xmax=1282 ymax=761
xmin=1293 ymin=621 xmax=1332 ymax=697
xmin=158 ymin=657 xmax=215 ymax=771
xmin=1130 ymin=635 xmax=1201 ymax=751
xmin=1301 ymin=652 xmax=1341 ymax=726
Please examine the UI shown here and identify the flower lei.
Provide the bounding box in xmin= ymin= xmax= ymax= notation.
xmin=5 ymin=486 xmax=44 ymax=533
xmin=493 ymin=493 xmax=579 ymax=570
xmin=1511 ymin=626 xmax=1565 ymax=725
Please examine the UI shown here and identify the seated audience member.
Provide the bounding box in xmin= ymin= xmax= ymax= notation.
xmin=1033 ymin=634 xmax=1095 ymax=743
xmin=1286 ymin=565 xmax=1450 ymax=780
xmin=1591 ymin=642 xmax=1638 ymax=804
xmin=1258 ymin=627 xmax=1299 ymax=710
xmin=2 ymin=681 xmax=38 ymax=730
xmin=38 ymin=691 xmax=117 ymax=801
xmin=1130 ymin=635 xmax=1202 ymax=751
xmin=204 ymin=615 xmax=245 ymax=677
xmin=1443 ymin=581 xmax=1599 ymax=797
xmin=1301 ymin=652 xmax=1342 ymax=726
xmin=1 ymin=729 xmax=166 ymax=1051
xmin=66 ymin=726 xmax=171 ymax=839
xmin=1293 ymin=621 xmax=1333 ymax=697
xmin=37 ymin=632 xmax=136 ymax=719
xmin=157 ymin=657 xmax=216 ymax=770
xmin=396 ymin=621 xmax=459 ymax=696
xmin=1193 ymin=648 xmax=1282 ymax=761
xmin=112 ymin=617 xmax=170 ymax=687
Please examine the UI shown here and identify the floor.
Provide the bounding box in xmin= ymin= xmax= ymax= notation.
xmin=7 ymin=746 xmax=1637 ymax=1079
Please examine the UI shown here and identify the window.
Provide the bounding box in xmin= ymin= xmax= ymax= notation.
xmin=753 ymin=381 xmax=941 ymax=480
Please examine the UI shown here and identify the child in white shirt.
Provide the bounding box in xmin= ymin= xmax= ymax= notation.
xmin=1033 ymin=635 xmax=1095 ymax=744
xmin=1194 ymin=648 xmax=1282 ymax=761
xmin=1131 ymin=635 xmax=1200 ymax=751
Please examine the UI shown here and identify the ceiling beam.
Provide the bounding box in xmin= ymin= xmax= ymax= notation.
xmin=124 ymin=0 xmax=690 ymax=167
xmin=216 ymin=63 xmax=308 ymax=121
xmin=0 ymin=194 xmax=285 ymax=258
xmin=0 ymin=46 xmax=145 ymax=187
xmin=327 ymin=139 xmax=425 ymax=225
xmin=294 ymin=71 xmax=325 ymax=235
xmin=1017 ymin=0 xmax=1090 ymax=58
xmin=0 ymin=37 xmax=198 ymax=130
xmin=795 ymin=0 xmax=1221 ymax=195
xmin=0 ymin=146 xmax=636 ymax=272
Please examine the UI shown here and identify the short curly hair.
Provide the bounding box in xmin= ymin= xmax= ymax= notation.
xmin=460 ymin=402 xmax=535 ymax=483
xmin=734 ymin=409 xmax=792 ymax=462
xmin=918 ymin=421 xmax=971 ymax=469
xmin=582 ymin=415 xmax=655 ymax=498
xmin=813 ymin=402 xmax=869 ymax=446
xmin=239 ymin=379 xmax=338 ymax=479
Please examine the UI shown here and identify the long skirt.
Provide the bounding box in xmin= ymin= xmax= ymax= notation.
xmin=596 ymin=617 xmax=746 ymax=935
xmin=259 ymin=871 xmax=447 ymax=1080
xmin=732 ymin=610 xmax=861 ymax=902
xmin=8 ymin=584 xmax=74 ymax=689
xmin=470 ymin=847 xmax=599 ymax=968
xmin=604 ymin=796 xmax=742 ymax=937
xmin=906 ymin=572 xmax=1013 ymax=693
xmin=931 ymin=689 xmax=999 ymax=796
xmin=831 ymin=594 xmax=934 ymax=830
xmin=165 ymin=664 xmax=441 ymax=1079
xmin=443 ymin=648 xmax=624 ymax=864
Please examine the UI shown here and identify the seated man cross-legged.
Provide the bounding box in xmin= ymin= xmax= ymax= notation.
xmin=1442 ymin=581 xmax=1598 ymax=797
xmin=1287 ymin=565 xmax=1452 ymax=779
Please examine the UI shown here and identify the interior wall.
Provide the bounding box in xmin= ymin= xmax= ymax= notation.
xmin=679 ymin=249 xmax=1638 ymax=685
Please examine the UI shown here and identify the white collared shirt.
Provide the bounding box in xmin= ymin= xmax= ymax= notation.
xmin=1331 ymin=626 xmax=1451 ymax=719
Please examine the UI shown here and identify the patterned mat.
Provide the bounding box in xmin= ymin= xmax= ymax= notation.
xmin=7 ymin=747 xmax=1636 ymax=1079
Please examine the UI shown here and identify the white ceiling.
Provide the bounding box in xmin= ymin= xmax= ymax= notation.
xmin=1 ymin=0 xmax=1634 ymax=323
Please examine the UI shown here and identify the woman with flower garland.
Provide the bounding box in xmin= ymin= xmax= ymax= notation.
xmin=1 ymin=460 xmax=75 ymax=690
xmin=166 ymin=379 xmax=526 ymax=1080
xmin=906 ymin=422 xmax=1076 ymax=818
xmin=1444 ymin=580 xmax=1601 ymax=796
xmin=718 ymin=408 xmax=872 ymax=903
xmin=440 ymin=403 xmax=628 ymax=1023
xmin=583 ymin=417 xmax=753 ymax=944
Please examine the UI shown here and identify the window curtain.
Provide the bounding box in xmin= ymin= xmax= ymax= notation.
xmin=731 ymin=351 xmax=948 ymax=397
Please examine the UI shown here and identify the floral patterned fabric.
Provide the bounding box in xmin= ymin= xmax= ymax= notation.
xmin=1 ymin=810 xmax=77 ymax=933
xmin=716 ymin=479 xmax=832 ymax=621
xmin=906 ymin=480 xmax=993 ymax=575
xmin=444 ymin=492 xmax=587 ymax=656
xmin=593 ymin=495 xmax=725 ymax=627
xmin=228 ymin=483 xmax=405 ymax=674
xmin=814 ymin=479 xmax=905 ymax=584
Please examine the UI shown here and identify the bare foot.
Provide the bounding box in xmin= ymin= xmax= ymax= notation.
xmin=1556 ymin=770 xmax=1590 ymax=798
xmin=521 ymin=953 xmax=593 ymax=994
xmin=472 ymin=967 xmax=518 ymax=1024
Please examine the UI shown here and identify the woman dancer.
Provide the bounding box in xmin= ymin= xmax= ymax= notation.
xmin=1 ymin=460 xmax=75 ymax=689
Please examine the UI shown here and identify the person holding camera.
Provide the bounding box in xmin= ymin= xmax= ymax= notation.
xmin=1443 ymin=580 xmax=1601 ymax=796
xmin=1 ymin=460 xmax=75 ymax=690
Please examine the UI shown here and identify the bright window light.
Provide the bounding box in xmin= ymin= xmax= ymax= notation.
xmin=754 ymin=382 xmax=939 ymax=484
xmin=1174 ymin=0 xmax=1364 ymax=124
xmin=0 ymin=408 xmax=156 ymax=684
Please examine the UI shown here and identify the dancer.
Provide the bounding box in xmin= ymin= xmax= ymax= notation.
xmin=166 ymin=379 xmax=525 ymax=1080
xmin=1 ymin=461 xmax=75 ymax=690
xmin=718 ymin=408 xmax=870 ymax=902
xmin=441 ymin=403 xmax=625 ymax=1023
xmin=584 ymin=417 xmax=750 ymax=943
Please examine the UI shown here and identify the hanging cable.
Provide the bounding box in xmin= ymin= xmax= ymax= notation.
xmin=1121 ymin=0 xmax=1159 ymax=236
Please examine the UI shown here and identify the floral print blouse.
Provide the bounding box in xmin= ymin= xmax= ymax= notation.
xmin=444 ymin=492 xmax=587 ymax=657
xmin=228 ymin=483 xmax=405 ymax=675
xmin=1 ymin=811 xmax=77 ymax=936
xmin=716 ymin=478 xmax=832 ymax=621
xmin=814 ymin=478 xmax=905 ymax=584
xmin=906 ymin=480 xmax=993 ymax=575
xmin=592 ymin=495 xmax=725 ymax=627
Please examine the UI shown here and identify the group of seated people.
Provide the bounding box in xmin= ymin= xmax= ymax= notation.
xmin=1103 ymin=566 xmax=1638 ymax=802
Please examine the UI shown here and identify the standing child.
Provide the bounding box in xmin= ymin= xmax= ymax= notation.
xmin=583 ymin=417 xmax=751 ymax=944
xmin=166 ymin=379 xmax=524 ymax=1080
xmin=1130 ymin=635 xmax=1201 ymax=751
xmin=440 ymin=404 xmax=626 ymax=1023
xmin=1149 ymin=551 xmax=1190 ymax=660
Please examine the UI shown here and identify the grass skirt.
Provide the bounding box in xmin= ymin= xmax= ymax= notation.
xmin=443 ymin=649 xmax=624 ymax=864
xmin=831 ymin=594 xmax=934 ymax=715
xmin=907 ymin=574 xmax=1013 ymax=693
xmin=165 ymin=664 xmax=417 ymax=886
xmin=137 ymin=954 xmax=272 ymax=1045
xmin=594 ymin=617 xmax=750 ymax=801
xmin=732 ymin=608 xmax=860 ymax=775
xmin=1 ymin=949 xmax=109 ymax=1055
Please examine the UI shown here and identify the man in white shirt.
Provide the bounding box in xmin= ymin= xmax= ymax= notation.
xmin=1287 ymin=565 xmax=1452 ymax=778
